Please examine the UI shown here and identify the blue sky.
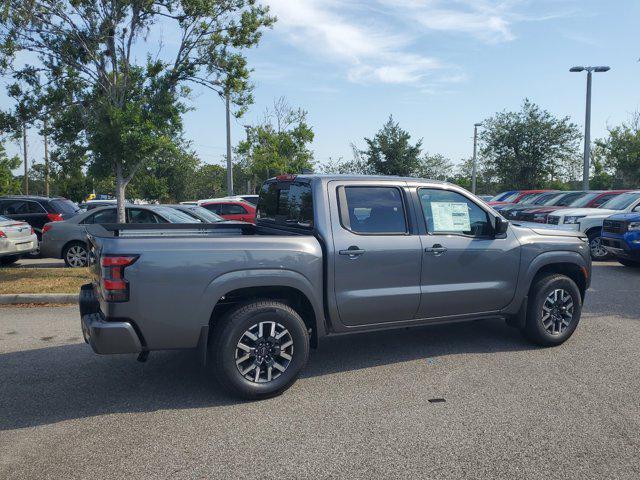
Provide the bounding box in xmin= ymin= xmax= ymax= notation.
xmin=4 ymin=0 xmax=640 ymax=172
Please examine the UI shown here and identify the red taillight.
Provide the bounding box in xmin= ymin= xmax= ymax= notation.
xmin=42 ymin=224 xmax=52 ymax=234
xmin=0 ymin=230 xmax=5 ymax=238
xmin=30 ymin=227 xmax=34 ymax=235
xmin=47 ymin=213 xmax=63 ymax=222
xmin=100 ymin=255 xmax=138 ymax=302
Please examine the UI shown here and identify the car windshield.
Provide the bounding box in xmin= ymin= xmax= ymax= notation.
xmin=532 ymin=192 xmax=561 ymax=205
xmin=554 ymin=192 xmax=588 ymax=206
xmin=183 ymin=206 xmax=224 ymax=223
xmin=601 ymin=192 xmax=640 ymax=210
xmin=50 ymin=199 xmax=80 ymax=214
xmin=568 ymin=192 xmax=601 ymax=207
xmin=0 ymin=215 xmax=9 ymax=222
xmin=153 ymin=207 xmax=200 ymax=223
xmin=518 ymin=192 xmax=544 ymax=204
xmin=489 ymin=191 xmax=513 ymax=202
xmin=498 ymin=191 xmax=520 ymax=203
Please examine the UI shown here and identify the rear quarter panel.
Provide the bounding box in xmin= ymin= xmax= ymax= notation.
xmin=100 ymin=235 xmax=323 ymax=350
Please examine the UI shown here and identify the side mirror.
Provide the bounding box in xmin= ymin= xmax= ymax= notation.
xmin=494 ymin=216 xmax=509 ymax=235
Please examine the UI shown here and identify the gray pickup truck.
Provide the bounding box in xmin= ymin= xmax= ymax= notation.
xmin=80 ymin=175 xmax=592 ymax=399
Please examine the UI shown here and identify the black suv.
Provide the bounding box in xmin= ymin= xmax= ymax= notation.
xmin=0 ymin=196 xmax=80 ymax=239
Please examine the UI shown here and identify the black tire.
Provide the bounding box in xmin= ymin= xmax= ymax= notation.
xmin=522 ymin=274 xmax=582 ymax=346
xmin=63 ymin=241 xmax=89 ymax=268
xmin=0 ymin=256 xmax=20 ymax=266
xmin=209 ymin=300 xmax=310 ymax=399
xmin=618 ymin=258 xmax=640 ymax=268
xmin=587 ymin=229 xmax=611 ymax=261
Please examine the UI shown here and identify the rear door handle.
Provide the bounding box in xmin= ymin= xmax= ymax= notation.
xmin=339 ymin=246 xmax=366 ymax=257
xmin=425 ymin=244 xmax=447 ymax=256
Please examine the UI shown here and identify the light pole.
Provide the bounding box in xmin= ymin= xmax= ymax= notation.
xmin=471 ymin=122 xmax=482 ymax=194
xmin=570 ymin=65 xmax=610 ymax=190
xmin=225 ymin=92 xmax=234 ymax=196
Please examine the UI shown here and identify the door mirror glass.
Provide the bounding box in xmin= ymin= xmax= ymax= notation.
xmin=494 ymin=216 xmax=509 ymax=235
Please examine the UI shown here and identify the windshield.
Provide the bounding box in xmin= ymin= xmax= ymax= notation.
xmin=568 ymin=192 xmax=601 ymax=207
xmin=601 ymin=192 xmax=640 ymax=210
xmin=532 ymin=192 xmax=561 ymax=205
xmin=0 ymin=215 xmax=9 ymax=222
xmin=154 ymin=207 xmax=200 ymax=223
xmin=518 ymin=192 xmax=544 ymax=204
xmin=490 ymin=191 xmax=514 ymax=202
xmin=498 ymin=191 xmax=520 ymax=203
xmin=187 ymin=206 xmax=224 ymax=222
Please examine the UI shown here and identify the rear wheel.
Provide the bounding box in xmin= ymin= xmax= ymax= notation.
xmin=618 ymin=258 xmax=640 ymax=268
xmin=522 ymin=274 xmax=582 ymax=346
xmin=209 ymin=300 xmax=310 ymax=399
xmin=63 ymin=242 xmax=89 ymax=268
xmin=587 ymin=229 xmax=611 ymax=261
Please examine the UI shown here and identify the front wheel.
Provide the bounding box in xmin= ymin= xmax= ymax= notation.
xmin=209 ymin=300 xmax=310 ymax=399
xmin=587 ymin=229 xmax=611 ymax=261
xmin=522 ymin=274 xmax=582 ymax=346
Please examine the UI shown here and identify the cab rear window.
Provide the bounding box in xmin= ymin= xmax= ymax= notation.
xmin=257 ymin=181 xmax=314 ymax=229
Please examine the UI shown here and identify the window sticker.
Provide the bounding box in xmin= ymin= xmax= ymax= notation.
xmin=431 ymin=202 xmax=471 ymax=232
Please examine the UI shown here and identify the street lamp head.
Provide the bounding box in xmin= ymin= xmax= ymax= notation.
xmin=474 ymin=122 xmax=483 ymax=127
xmin=569 ymin=66 xmax=585 ymax=72
xmin=594 ymin=66 xmax=610 ymax=72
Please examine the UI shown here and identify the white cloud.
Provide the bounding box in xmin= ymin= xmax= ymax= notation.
xmin=266 ymin=0 xmax=441 ymax=85
xmin=265 ymin=0 xmax=568 ymax=86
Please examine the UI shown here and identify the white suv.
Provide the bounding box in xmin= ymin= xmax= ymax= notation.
xmin=547 ymin=191 xmax=640 ymax=260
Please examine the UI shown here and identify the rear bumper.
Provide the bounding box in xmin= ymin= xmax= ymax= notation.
xmin=79 ymin=283 xmax=142 ymax=354
xmin=0 ymin=235 xmax=38 ymax=257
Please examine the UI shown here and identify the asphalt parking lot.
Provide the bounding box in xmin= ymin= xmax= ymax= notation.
xmin=1 ymin=262 xmax=639 ymax=479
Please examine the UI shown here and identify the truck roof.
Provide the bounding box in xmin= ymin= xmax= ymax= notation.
xmin=268 ymin=174 xmax=450 ymax=185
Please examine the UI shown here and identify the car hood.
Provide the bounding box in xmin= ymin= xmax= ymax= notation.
xmin=552 ymin=208 xmax=617 ymax=218
xmin=605 ymin=213 xmax=640 ymax=222
xmin=512 ymin=222 xmax=586 ymax=238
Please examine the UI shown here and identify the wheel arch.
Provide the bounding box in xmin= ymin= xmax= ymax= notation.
xmin=61 ymin=238 xmax=88 ymax=259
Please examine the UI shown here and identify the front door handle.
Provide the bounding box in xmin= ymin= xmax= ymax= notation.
xmin=339 ymin=246 xmax=366 ymax=258
xmin=425 ymin=244 xmax=447 ymax=256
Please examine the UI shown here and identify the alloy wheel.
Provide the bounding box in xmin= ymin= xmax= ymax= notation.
xmin=589 ymin=236 xmax=608 ymax=259
xmin=235 ymin=321 xmax=294 ymax=383
xmin=541 ymin=288 xmax=574 ymax=335
xmin=66 ymin=245 xmax=88 ymax=267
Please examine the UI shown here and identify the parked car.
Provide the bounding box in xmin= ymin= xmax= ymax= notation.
xmin=0 ymin=195 xmax=80 ymax=238
xmin=487 ymin=189 xmax=553 ymax=206
xmin=0 ymin=215 xmax=38 ymax=266
xmin=80 ymin=174 xmax=591 ymax=399
xmin=547 ymin=191 xmax=640 ymax=260
xmin=600 ymin=213 xmax=640 ymax=268
xmin=166 ymin=204 xmax=226 ymax=223
xmin=200 ymin=199 xmax=256 ymax=223
xmin=488 ymin=190 xmax=518 ymax=202
xmin=502 ymin=192 xmax=579 ymax=220
xmin=496 ymin=191 xmax=563 ymax=215
xmin=515 ymin=190 xmax=629 ymax=224
xmin=41 ymin=205 xmax=197 ymax=267
xmin=478 ymin=195 xmax=494 ymax=202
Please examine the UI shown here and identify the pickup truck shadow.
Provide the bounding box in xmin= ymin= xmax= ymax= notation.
xmin=0 ymin=318 xmax=534 ymax=431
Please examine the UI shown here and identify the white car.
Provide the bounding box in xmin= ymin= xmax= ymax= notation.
xmin=0 ymin=215 xmax=39 ymax=266
xmin=547 ymin=191 xmax=640 ymax=260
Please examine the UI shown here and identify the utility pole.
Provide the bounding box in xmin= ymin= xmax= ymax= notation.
xmin=225 ymin=92 xmax=233 ymax=196
xmin=22 ymin=123 xmax=29 ymax=195
xmin=570 ymin=65 xmax=610 ymax=191
xmin=43 ymin=117 xmax=50 ymax=197
xmin=471 ymin=123 xmax=482 ymax=195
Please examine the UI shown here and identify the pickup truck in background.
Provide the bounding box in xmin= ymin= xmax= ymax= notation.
xmin=601 ymin=213 xmax=640 ymax=268
xmin=80 ymin=175 xmax=592 ymax=399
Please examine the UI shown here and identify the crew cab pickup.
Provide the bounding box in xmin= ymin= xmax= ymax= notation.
xmin=80 ymin=175 xmax=592 ymax=399
xmin=601 ymin=213 xmax=640 ymax=268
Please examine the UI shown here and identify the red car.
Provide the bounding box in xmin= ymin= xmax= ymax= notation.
xmin=200 ymin=199 xmax=256 ymax=223
xmin=488 ymin=189 xmax=553 ymax=207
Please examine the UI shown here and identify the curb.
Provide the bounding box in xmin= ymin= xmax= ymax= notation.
xmin=0 ymin=293 xmax=78 ymax=305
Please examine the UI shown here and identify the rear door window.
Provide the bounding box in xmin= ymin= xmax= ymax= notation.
xmin=88 ymin=209 xmax=117 ymax=224
xmin=337 ymin=186 xmax=407 ymax=234
xmin=128 ymin=208 xmax=165 ymax=224
xmin=257 ymin=181 xmax=314 ymax=229
xmin=221 ymin=203 xmax=247 ymax=215
xmin=28 ymin=202 xmax=46 ymax=213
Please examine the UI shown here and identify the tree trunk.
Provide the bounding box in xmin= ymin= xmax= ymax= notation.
xmin=115 ymin=164 xmax=127 ymax=223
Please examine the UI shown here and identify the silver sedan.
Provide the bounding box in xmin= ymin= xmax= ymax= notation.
xmin=0 ymin=215 xmax=38 ymax=266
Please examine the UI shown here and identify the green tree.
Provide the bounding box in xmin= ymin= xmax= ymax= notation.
xmin=594 ymin=113 xmax=640 ymax=188
xmin=235 ymin=97 xmax=314 ymax=185
xmin=0 ymin=143 xmax=21 ymax=194
xmin=360 ymin=116 xmax=421 ymax=176
xmin=1 ymin=0 xmax=275 ymax=221
xmin=415 ymin=153 xmax=453 ymax=181
xmin=479 ymin=99 xmax=582 ymax=190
